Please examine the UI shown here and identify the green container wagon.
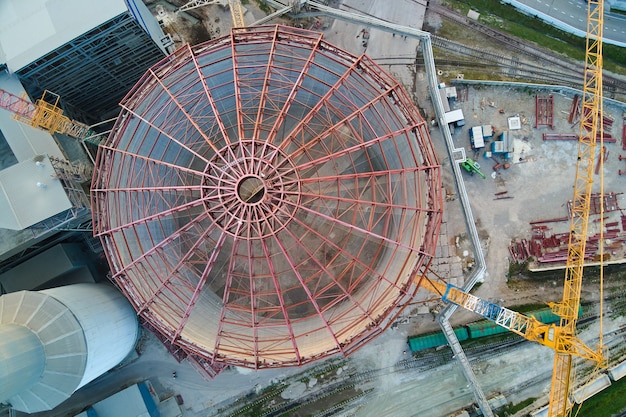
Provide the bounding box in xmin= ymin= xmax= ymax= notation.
xmin=408 ymin=327 xmax=469 ymax=352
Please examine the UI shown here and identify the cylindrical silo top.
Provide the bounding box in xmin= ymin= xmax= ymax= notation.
xmin=0 ymin=289 xmax=87 ymax=412
xmin=0 ymin=324 xmax=46 ymax=403
xmin=0 ymin=284 xmax=138 ymax=413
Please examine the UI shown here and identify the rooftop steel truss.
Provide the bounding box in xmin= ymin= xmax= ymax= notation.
xmin=93 ymin=25 xmax=442 ymax=369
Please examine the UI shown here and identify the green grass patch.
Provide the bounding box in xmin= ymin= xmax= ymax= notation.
xmin=497 ymin=397 xmax=536 ymax=416
xmin=576 ymin=375 xmax=626 ymax=417
xmin=506 ymin=303 xmax=548 ymax=313
xmin=508 ymin=260 xmax=529 ymax=279
xmin=611 ymin=8 xmax=626 ymax=17
xmin=441 ymin=0 xmax=626 ymax=74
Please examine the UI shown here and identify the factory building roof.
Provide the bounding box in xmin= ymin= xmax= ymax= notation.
xmin=94 ymin=25 xmax=443 ymax=370
xmin=0 ymin=155 xmax=72 ymax=230
xmin=0 ymin=73 xmax=72 ymax=231
xmin=0 ymin=72 xmax=82 ymax=259
xmin=0 ymin=0 xmax=128 ymax=72
xmin=74 ymin=381 xmax=162 ymax=417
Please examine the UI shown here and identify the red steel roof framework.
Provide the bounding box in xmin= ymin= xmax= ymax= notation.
xmin=92 ymin=25 xmax=442 ymax=369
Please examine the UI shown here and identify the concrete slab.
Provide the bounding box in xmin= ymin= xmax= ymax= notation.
xmin=0 ymin=155 xmax=71 ymax=230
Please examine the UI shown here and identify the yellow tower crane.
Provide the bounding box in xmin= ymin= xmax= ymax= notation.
xmin=228 ymin=0 xmax=246 ymax=28
xmin=422 ymin=1 xmax=607 ymax=416
xmin=178 ymin=0 xmax=246 ymax=28
xmin=0 ymin=89 xmax=93 ymax=140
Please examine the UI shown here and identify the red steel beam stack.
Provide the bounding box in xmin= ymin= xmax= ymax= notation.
xmin=569 ymin=192 xmax=621 ymax=216
xmin=543 ymin=133 xmax=578 ymax=141
xmin=595 ymin=146 xmax=608 ymax=175
xmin=598 ymin=133 xmax=616 ymax=143
xmin=509 ymin=239 xmax=532 ymax=262
xmin=530 ymin=217 xmax=569 ymax=225
xmin=536 ymin=95 xmax=554 ymax=129
xmin=583 ymin=107 xmax=614 ymax=131
xmin=568 ymin=94 xmax=580 ymax=124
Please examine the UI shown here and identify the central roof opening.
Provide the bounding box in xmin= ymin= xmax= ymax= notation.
xmin=237 ymin=176 xmax=265 ymax=204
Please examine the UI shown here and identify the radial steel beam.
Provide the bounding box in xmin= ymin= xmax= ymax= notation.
xmin=95 ymin=24 xmax=443 ymax=376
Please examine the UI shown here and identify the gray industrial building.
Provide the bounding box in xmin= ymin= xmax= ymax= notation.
xmin=0 ymin=1 xmax=171 ymax=413
xmin=0 ymin=72 xmax=92 ymax=271
xmin=0 ymin=0 xmax=171 ymax=267
xmin=1 ymin=0 xmax=172 ymax=123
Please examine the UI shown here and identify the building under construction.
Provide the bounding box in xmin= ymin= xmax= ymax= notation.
xmin=93 ymin=25 xmax=443 ymax=369
xmin=1 ymin=0 xmax=172 ymax=123
xmin=0 ymin=0 xmax=171 ymax=267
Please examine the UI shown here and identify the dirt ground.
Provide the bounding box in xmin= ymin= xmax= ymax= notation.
xmin=435 ymin=84 xmax=626 ymax=311
xmin=401 ymin=79 xmax=626 ymax=330
xmin=145 ymin=0 xmax=294 ymax=48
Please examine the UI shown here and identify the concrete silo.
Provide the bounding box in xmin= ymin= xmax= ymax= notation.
xmin=0 ymin=283 xmax=139 ymax=413
xmin=93 ymin=25 xmax=442 ymax=370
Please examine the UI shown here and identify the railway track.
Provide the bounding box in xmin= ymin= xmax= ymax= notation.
xmin=426 ymin=58 xmax=589 ymax=89
xmin=427 ymin=2 xmax=626 ymax=98
xmin=380 ymin=54 xmax=588 ymax=89
xmin=428 ymin=2 xmax=581 ymax=72
xmin=428 ymin=37 xmax=582 ymax=80
xmin=215 ymin=360 xmax=348 ymax=417
xmin=219 ymin=300 xmax=613 ymax=417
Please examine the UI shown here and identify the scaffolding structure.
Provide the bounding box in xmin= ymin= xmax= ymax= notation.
xmin=27 ymin=157 xmax=93 ymax=236
xmin=93 ymin=25 xmax=442 ymax=369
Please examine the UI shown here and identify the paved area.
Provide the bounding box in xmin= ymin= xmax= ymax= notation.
xmin=509 ymin=0 xmax=626 ymax=47
xmin=23 ymin=328 xmax=319 ymax=417
xmin=323 ymin=0 xmax=425 ymax=90
xmin=319 ymin=2 xmax=626 ymax=416
xmin=347 ymin=312 xmax=626 ymax=417
xmin=437 ymin=84 xmax=626 ymax=308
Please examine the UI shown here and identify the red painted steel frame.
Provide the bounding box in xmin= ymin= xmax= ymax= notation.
xmin=92 ymin=25 xmax=443 ymax=370
xmin=535 ymin=94 xmax=554 ymax=129
xmin=0 ymin=88 xmax=36 ymax=118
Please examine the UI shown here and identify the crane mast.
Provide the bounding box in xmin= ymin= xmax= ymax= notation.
xmin=0 ymin=88 xmax=36 ymax=119
xmin=422 ymin=1 xmax=606 ymax=415
xmin=228 ymin=0 xmax=246 ymax=28
xmin=547 ymin=0 xmax=605 ymax=415
xmin=420 ymin=279 xmax=603 ymax=363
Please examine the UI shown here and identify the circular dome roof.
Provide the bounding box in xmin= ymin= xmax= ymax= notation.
xmin=93 ymin=25 xmax=442 ymax=369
